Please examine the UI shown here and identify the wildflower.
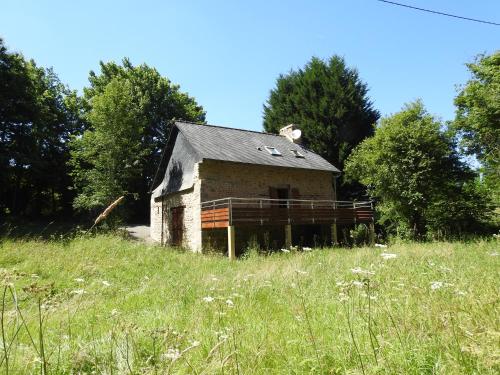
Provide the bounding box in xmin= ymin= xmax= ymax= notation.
xmin=74 ymin=278 xmax=85 ymax=283
xmin=338 ymin=292 xmax=349 ymax=302
xmin=164 ymin=348 xmax=181 ymax=361
xmin=352 ymin=281 xmax=364 ymax=288
xmin=211 ymin=277 xmax=219 ymax=281
xmin=31 ymin=274 xmax=40 ymax=279
xmin=203 ymin=296 xmax=215 ymax=303
xmin=380 ymin=253 xmax=397 ymax=260
xmin=295 ymin=270 xmax=308 ymax=275
xmin=430 ymin=281 xmax=444 ymax=290
xmin=303 ymin=247 xmax=312 ymax=251
xmin=490 ymin=252 xmax=499 ymax=256
xmin=351 ymin=267 xmax=375 ymax=276
xmin=375 ymin=243 xmax=387 ymax=248
xmin=280 ymin=248 xmax=290 ymax=253
xmin=111 ymin=309 xmax=119 ymax=316
xmin=225 ymin=299 xmax=234 ymax=307
xmin=70 ymin=289 xmax=85 ymax=295
xmin=101 ymin=280 xmax=111 ymax=287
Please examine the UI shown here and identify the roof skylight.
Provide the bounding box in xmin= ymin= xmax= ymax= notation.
xmin=290 ymin=149 xmax=305 ymax=158
xmin=264 ymin=146 xmax=282 ymax=156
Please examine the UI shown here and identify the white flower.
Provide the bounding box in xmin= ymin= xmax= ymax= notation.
xmin=211 ymin=277 xmax=219 ymax=281
xmin=375 ymin=243 xmax=387 ymax=248
xmin=164 ymin=348 xmax=181 ymax=361
xmin=74 ymin=278 xmax=85 ymax=283
xmin=280 ymin=248 xmax=290 ymax=253
xmin=225 ymin=299 xmax=234 ymax=307
xmin=31 ymin=274 xmax=39 ymax=279
xmin=190 ymin=340 xmax=201 ymax=347
xmin=203 ymin=296 xmax=215 ymax=303
xmin=101 ymin=280 xmax=111 ymax=287
xmin=303 ymin=247 xmax=312 ymax=251
xmin=70 ymin=289 xmax=85 ymax=295
xmin=351 ymin=267 xmax=375 ymax=276
xmin=352 ymin=281 xmax=364 ymax=288
xmin=338 ymin=292 xmax=349 ymax=302
xmin=490 ymin=252 xmax=499 ymax=256
xmin=430 ymin=281 xmax=444 ymax=290
xmin=111 ymin=309 xmax=119 ymax=316
xmin=295 ymin=270 xmax=308 ymax=275
xmin=380 ymin=253 xmax=397 ymax=260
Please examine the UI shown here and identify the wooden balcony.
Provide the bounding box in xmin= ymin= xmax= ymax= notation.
xmin=201 ymin=198 xmax=374 ymax=229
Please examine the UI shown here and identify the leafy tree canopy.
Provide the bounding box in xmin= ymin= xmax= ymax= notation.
xmin=71 ymin=59 xmax=205 ymax=221
xmin=263 ymin=56 xmax=379 ymax=199
xmin=454 ymin=51 xmax=500 ymax=203
xmin=345 ymin=101 xmax=491 ymax=239
xmin=0 ymin=38 xmax=85 ymax=218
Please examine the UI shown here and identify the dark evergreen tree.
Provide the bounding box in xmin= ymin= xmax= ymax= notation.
xmin=263 ymin=56 xmax=379 ymax=199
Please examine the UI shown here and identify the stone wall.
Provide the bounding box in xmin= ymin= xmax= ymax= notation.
xmin=150 ymin=164 xmax=202 ymax=251
xmin=199 ymin=160 xmax=336 ymax=202
xmin=151 ymin=160 xmax=337 ymax=253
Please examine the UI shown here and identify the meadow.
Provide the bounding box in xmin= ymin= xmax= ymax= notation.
xmin=0 ymin=235 xmax=498 ymax=374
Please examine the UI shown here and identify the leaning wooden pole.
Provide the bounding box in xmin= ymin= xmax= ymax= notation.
xmin=87 ymin=195 xmax=125 ymax=233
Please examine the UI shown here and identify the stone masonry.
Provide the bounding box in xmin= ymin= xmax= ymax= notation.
xmin=151 ymin=159 xmax=336 ymax=252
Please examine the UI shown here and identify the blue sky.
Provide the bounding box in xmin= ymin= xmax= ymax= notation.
xmin=2 ymin=0 xmax=499 ymax=131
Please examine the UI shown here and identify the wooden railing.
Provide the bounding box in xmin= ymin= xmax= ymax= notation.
xmin=201 ymin=197 xmax=374 ymax=229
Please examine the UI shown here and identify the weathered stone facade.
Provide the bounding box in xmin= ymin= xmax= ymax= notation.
xmin=150 ymin=164 xmax=202 ymax=251
xmin=199 ymin=160 xmax=335 ymax=202
xmin=151 ymin=159 xmax=336 ymax=252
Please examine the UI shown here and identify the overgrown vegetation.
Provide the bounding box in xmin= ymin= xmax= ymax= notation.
xmin=0 ymin=235 xmax=498 ymax=374
xmin=345 ymin=101 xmax=492 ymax=240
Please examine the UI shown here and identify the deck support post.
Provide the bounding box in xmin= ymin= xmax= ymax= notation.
xmin=227 ymin=225 xmax=236 ymax=260
xmin=369 ymin=221 xmax=375 ymax=246
xmin=331 ymin=223 xmax=338 ymax=246
xmin=285 ymin=224 xmax=292 ymax=249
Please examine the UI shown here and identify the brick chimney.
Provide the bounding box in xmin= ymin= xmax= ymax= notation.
xmin=279 ymin=124 xmax=302 ymax=144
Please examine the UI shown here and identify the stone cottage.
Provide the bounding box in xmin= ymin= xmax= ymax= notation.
xmin=150 ymin=121 xmax=373 ymax=258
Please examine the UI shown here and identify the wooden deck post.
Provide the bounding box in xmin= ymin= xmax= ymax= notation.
xmin=331 ymin=222 xmax=338 ymax=246
xmin=369 ymin=221 xmax=375 ymax=246
xmin=285 ymin=224 xmax=292 ymax=249
xmin=227 ymin=225 xmax=236 ymax=260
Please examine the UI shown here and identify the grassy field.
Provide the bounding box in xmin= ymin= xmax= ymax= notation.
xmin=0 ymin=235 xmax=498 ymax=374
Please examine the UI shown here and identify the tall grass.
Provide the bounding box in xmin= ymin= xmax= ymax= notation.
xmin=0 ymin=235 xmax=498 ymax=373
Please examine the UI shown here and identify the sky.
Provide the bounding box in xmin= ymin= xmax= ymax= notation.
xmin=2 ymin=0 xmax=499 ymax=131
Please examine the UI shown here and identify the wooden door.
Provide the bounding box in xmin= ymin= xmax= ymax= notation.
xmin=171 ymin=206 xmax=184 ymax=246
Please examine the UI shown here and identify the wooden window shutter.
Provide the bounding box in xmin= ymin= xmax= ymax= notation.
xmin=269 ymin=187 xmax=279 ymax=199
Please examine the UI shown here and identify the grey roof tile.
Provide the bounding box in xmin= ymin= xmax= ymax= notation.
xmin=175 ymin=121 xmax=340 ymax=173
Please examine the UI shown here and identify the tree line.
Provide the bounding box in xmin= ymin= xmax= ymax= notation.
xmin=1 ymin=37 xmax=498 ymax=239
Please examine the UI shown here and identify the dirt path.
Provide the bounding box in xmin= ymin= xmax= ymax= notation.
xmin=123 ymin=225 xmax=153 ymax=243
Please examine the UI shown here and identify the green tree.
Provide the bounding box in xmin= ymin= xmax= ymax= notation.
xmin=345 ymin=101 xmax=490 ymax=239
xmin=0 ymin=38 xmax=85 ymax=218
xmin=71 ymin=59 xmax=205 ymax=221
xmin=454 ymin=51 xmax=500 ymax=203
xmin=263 ymin=56 xmax=379 ymax=199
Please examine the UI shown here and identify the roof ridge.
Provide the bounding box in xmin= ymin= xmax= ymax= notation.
xmin=175 ymin=120 xmax=283 ymax=137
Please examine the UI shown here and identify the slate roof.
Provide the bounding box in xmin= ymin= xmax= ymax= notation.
xmin=175 ymin=121 xmax=340 ymax=173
